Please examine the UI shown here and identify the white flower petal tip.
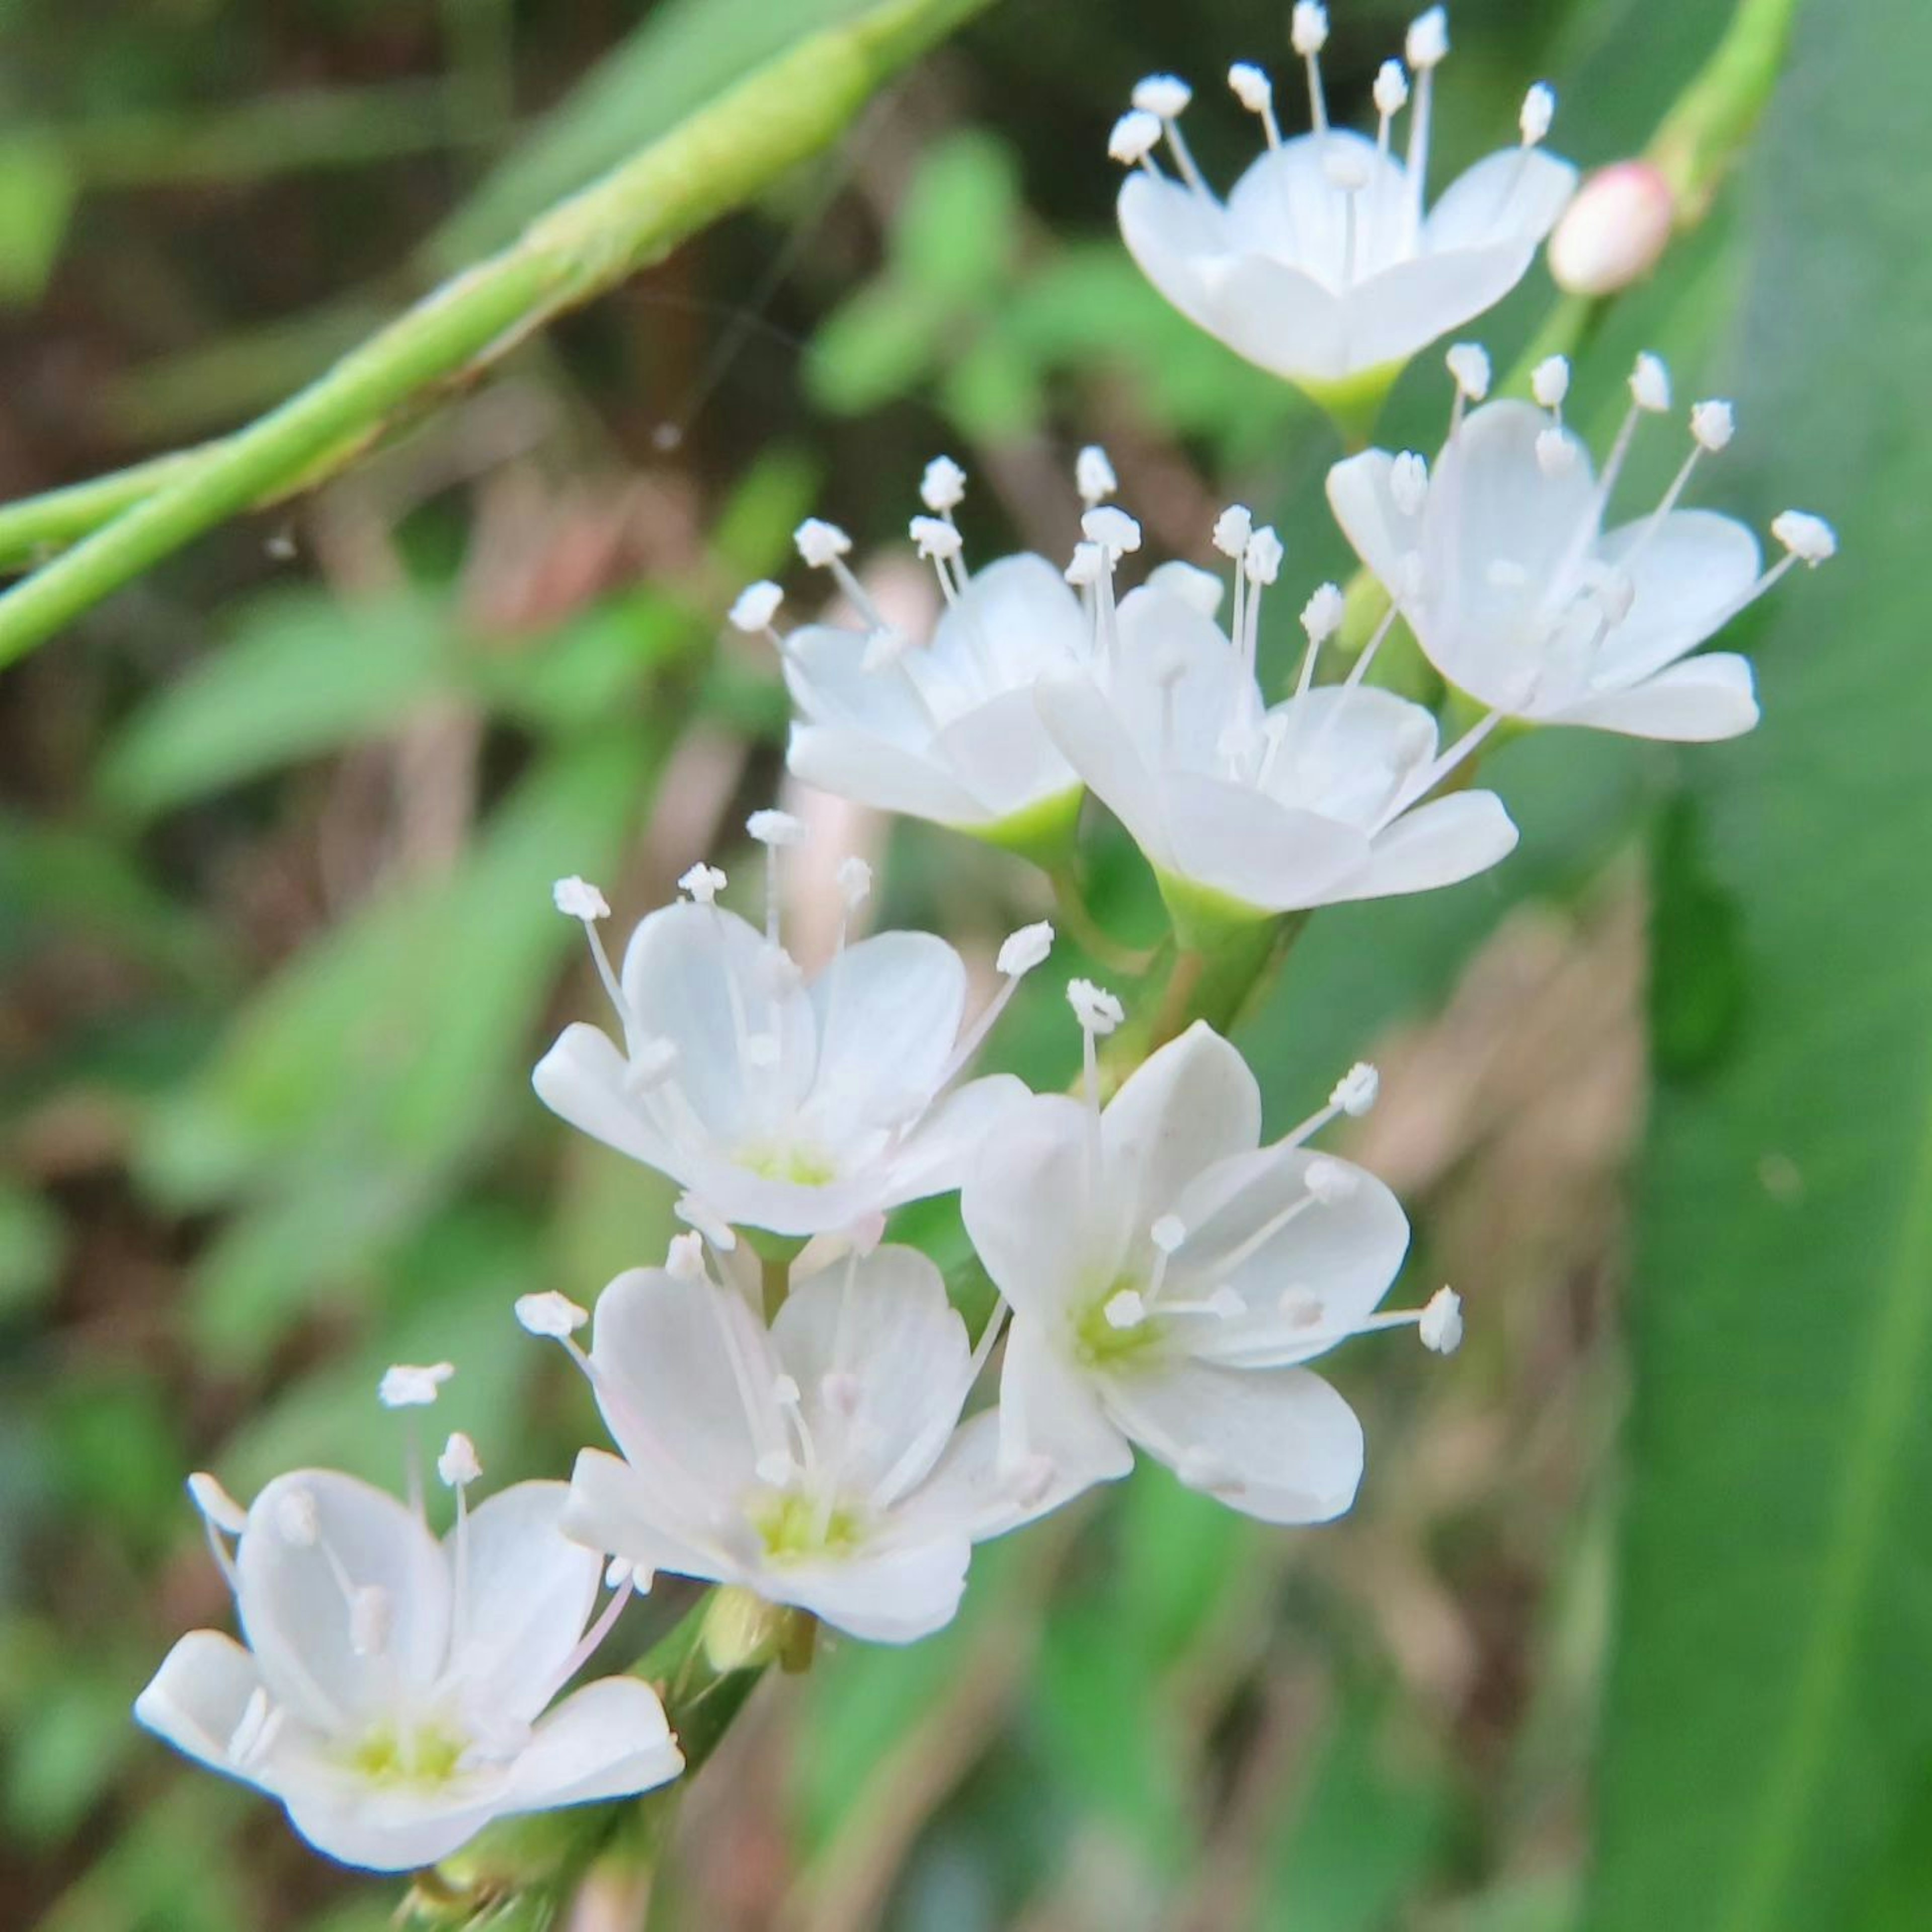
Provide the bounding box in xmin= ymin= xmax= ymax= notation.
xmin=1419 ymin=1286 xmax=1465 ymax=1354
xmin=729 ymin=581 xmax=784 ymax=634
xmin=1773 ymin=511 xmax=1837 ymax=566
xmin=920 ymin=455 xmax=968 ymax=512
xmin=437 ymin=1433 xmax=482 ymax=1488
xmin=1328 ymin=373 xmax=1806 ymax=744
xmin=136 ymin=1465 xmax=674 ymax=1870
xmin=997 ymin=922 xmax=1054 ymax=979
xmin=378 ymin=1362 xmax=453 ymax=1409
xmin=1114 ymin=6 xmax=1574 ymax=389
xmin=1549 ymin=162 xmax=1674 ymax=296
xmin=1067 ymin=978 xmax=1124 ymax=1036
xmin=552 ymin=876 xmax=610 ymax=922
xmin=516 ymin=1293 xmax=589 ymax=1340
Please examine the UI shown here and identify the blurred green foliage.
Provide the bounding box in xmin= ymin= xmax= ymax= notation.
xmin=0 ymin=0 xmax=1911 ymax=1929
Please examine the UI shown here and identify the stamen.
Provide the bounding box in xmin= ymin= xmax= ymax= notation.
xmin=747 ymin=809 xmax=807 ymax=947
xmin=1376 ymin=706 xmax=1505 ymax=829
xmin=514 ymin=1292 xmax=589 ymax=1338
xmin=378 ymin=1362 xmax=454 ymax=1409
xmin=1146 ymin=1213 xmax=1187 ymax=1303
xmin=794 ymin=518 xmax=894 ymax=637
xmin=1108 ymin=109 xmax=1164 ymax=173
xmin=665 ymin=1231 xmax=707 ymax=1280
xmin=1771 ymin=510 xmax=1837 ymax=568
xmin=939 ymin=921 xmax=1054 ymax=1086
xmin=1419 ymin=1286 xmax=1464 ymax=1353
xmin=1446 ymin=342 xmax=1490 ymax=440
xmin=1291 ymin=4 xmax=1330 ymax=134
xmin=1630 ymin=352 xmax=1672 ymax=415
xmin=1215 ymin=504 xmax=1254 ymax=658
xmin=910 ymin=514 xmax=966 ymax=607
xmin=1104 ymin=1289 xmax=1146 ymax=1330
xmin=1228 ymin=62 xmax=1282 ymax=149
xmin=1240 ymin=525 xmax=1283 ymax=678
xmin=1405 ymin=7 xmax=1450 ymax=219
xmin=1324 ymin=145 xmax=1371 ymax=286
xmin=1532 ymin=354 xmax=1570 ymax=423
xmin=543 ymin=1568 xmax=636 ymax=1703
xmin=553 ymin=875 xmax=634 ymax=1044
xmin=1519 ymin=83 xmax=1555 ymax=148
xmin=1390 ymin=450 xmax=1429 ymax=518
xmin=1076 ymin=444 xmax=1118 ymax=508
xmin=1374 ymin=59 xmax=1409 ymax=163
xmin=728 ymin=580 xmax=785 ymax=648
xmin=679 ymin=862 xmax=727 ymax=905
xmin=1133 ymin=74 xmax=1208 ymax=197
xmin=920 ymin=455 xmax=967 ymax=514
xmin=1297 ymin=581 xmax=1345 ymax=696
xmin=1068 ymin=978 xmax=1123 ymax=1204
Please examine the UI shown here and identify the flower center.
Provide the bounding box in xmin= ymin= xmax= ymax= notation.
xmin=349 ymin=1721 xmax=467 ymax=1789
xmin=737 ymin=1141 xmax=839 ymax=1186
xmin=1073 ymin=1276 xmax=1169 ymax=1369
xmin=750 ymin=1488 xmax=863 ymax=1562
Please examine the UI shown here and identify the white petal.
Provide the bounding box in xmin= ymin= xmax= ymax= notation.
xmin=1423 ymin=147 xmax=1577 ymax=254
xmin=1034 ymin=672 xmax=1172 ymax=868
xmin=806 ymin=932 xmax=967 ymax=1145
xmin=134 ymin=1630 xmax=266 ymax=1778
xmin=1188 ymin=253 xmax=1352 ymax=383
xmin=280 ymin=1784 xmax=506 ymax=1874
xmin=1100 ymin=1022 xmax=1262 ymax=1234
xmin=237 ymin=1471 xmax=450 ymax=1731
xmin=562 ymin=1447 xmax=738 ymax=1587
xmin=961 ymin=1093 xmax=1116 ymax=1323
xmin=1113 ymin=582 xmax=1251 ymax=769
xmin=997 ymin=1316 xmax=1135 ymax=1489
xmin=1116 ymin=171 xmax=1232 ymax=343
xmin=930 ymin=688 xmax=1080 ymax=820
xmin=1161 ymin=772 xmax=1370 ymax=911
xmin=930 ymin=552 xmax=1088 ymax=691
xmin=1258 ymin=685 xmax=1438 ymax=828
xmin=892 ymin=1407 xmax=1100 ymax=1542
xmin=619 ymin=901 xmax=817 ymax=1138
xmin=506 ymin=1679 xmax=683 ymax=1810
xmin=1554 ymin=652 xmax=1759 ymax=741
xmin=532 ymin=1022 xmax=678 ymax=1176
xmin=443 ymin=1482 xmax=601 ymax=1724
xmin=1322 ymin=789 xmax=1518 ymax=904
xmin=763 ymin=1536 xmax=974 ymax=1644
xmin=784 ymin=622 xmax=937 ymax=737
xmin=1226 ymin=134 xmax=1415 ymax=286
xmin=879 ymin=1073 xmax=1035 ymax=1210
xmin=771 ymin=1245 xmax=972 ymax=1498
xmin=1104 ymin=1361 xmax=1364 ymax=1523
xmin=787 ymin=721 xmax=987 ymax=826
xmin=1593 ymin=509 xmax=1762 ymax=687
xmin=1325 ymin=449 xmax=1423 ymax=602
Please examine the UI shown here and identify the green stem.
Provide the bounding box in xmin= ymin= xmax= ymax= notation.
xmin=0 ymin=0 xmax=994 ymax=660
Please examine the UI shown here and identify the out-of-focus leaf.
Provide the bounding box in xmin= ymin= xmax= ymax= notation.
xmin=98 ymin=589 xmax=454 ymax=816
xmin=468 ymin=590 xmax=692 ymax=732
xmin=808 ymin=279 xmax=942 ymax=416
xmin=1589 ymin=6 xmax=1932 ymax=1928
xmin=1647 ymin=790 xmax=1744 ymax=1080
xmin=938 ymin=330 xmax=1040 ymax=442
xmin=896 ymin=131 xmax=1018 ymax=304
xmin=0 ymin=130 xmax=74 ymax=303
xmin=1116 ymin=1460 xmax=1260 ymax=1668
xmin=0 ymin=1180 xmax=64 ymax=1316
xmin=3 ymin=1659 xmax=135 ymax=1841
xmin=1258 ymin=1697 xmax=1451 ymax=1931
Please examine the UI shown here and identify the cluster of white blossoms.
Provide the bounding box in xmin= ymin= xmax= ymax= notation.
xmin=135 ymin=2 xmax=1837 ymax=1887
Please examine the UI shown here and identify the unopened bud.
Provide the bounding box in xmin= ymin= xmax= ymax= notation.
xmin=1549 ymin=161 xmax=1674 ymax=297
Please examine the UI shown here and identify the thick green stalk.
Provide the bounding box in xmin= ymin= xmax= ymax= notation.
xmin=0 ymin=0 xmax=991 ymax=662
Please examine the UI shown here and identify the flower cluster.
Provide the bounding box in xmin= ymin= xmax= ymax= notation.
xmin=135 ymin=1 xmax=1836 ymax=1890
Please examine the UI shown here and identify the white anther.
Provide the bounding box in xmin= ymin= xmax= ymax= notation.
xmin=1075 ymin=444 xmax=1117 ymax=507
xmin=1301 ymin=582 xmax=1346 ymax=643
xmin=514 ymin=1292 xmax=589 ymax=1338
xmin=1212 ymin=504 xmax=1254 ymax=559
xmin=1374 ymin=59 xmax=1410 ymax=117
xmin=755 ymin=1451 xmax=796 ymax=1488
xmin=188 ymin=1472 xmax=249 ymax=1535
xmin=1304 ymin=1156 xmax=1360 ymax=1204
xmin=1406 ymin=6 xmax=1449 ymax=67
xmin=1243 ymin=526 xmax=1284 ymax=586
xmin=728 ymin=581 xmax=783 ymax=633
xmin=920 ymin=455 xmax=968 ymax=512
xmin=1446 ymin=342 xmax=1491 ymax=401
xmin=1691 ymin=399 xmax=1735 ymax=452
xmin=674 ymin=1195 xmax=737 ymax=1251
xmin=606 ymin=1557 xmax=647 ymax=1590
xmin=1532 ymin=355 xmax=1571 ymax=410
xmin=998 ymin=920 xmax=1055 ymax=978
xmin=348 ymin=1585 xmax=392 ymax=1658
xmin=664 ymin=1232 xmax=707 ymax=1281
xmin=1391 ymin=451 xmax=1429 ymax=517
xmin=275 ymin=1488 xmax=319 ymax=1546
xmin=821 ymin=1371 xmax=862 ymax=1418
xmin=1146 ymin=560 xmax=1224 ymax=618
xmin=679 ymin=862 xmax=727 ymax=904
xmin=1206 ymin=1286 xmax=1247 ymax=1319
xmin=1519 ymin=82 xmax=1556 ymax=146
xmin=1228 ymin=62 xmax=1273 ymax=113
xmin=552 ymin=875 xmax=610 ymax=922
xmin=1772 ymin=510 xmax=1837 ymax=565
xmin=1150 ymin=1214 xmax=1187 ymax=1254
xmin=771 ymin=1374 xmax=802 ymax=1408
xmin=747 ymin=808 xmax=807 ymax=847
xmin=1068 ymin=978 xmax=1124 ymax=1035
xmin=1132 ymin=74 xmax=1193 ymax=118
xmin=379 ymin=1361 xmax=454 ymax=1409
xmin=1064 ymin=541 xmax=1105 ymax=588
xmin=1108 ymin=109 xmax=1163 ymax=166
xmin=794 ymin=518 xmax=852 ymax=568
xmin=1082 ymin=506 xmax=1143 ymax=555
xmin=1419 ymin=1285 xmax=1465 ymax=1354
xmin=1322 ymin=145 xmax=1372 ymax=192
xmin=1291 ymin=2 xmax=1330 ymax=55
xmin=836 ymin=855 xmax=873 ymax=908
xmin=1537 ymin=427 xmax=1578 ymax=477
xmin=910 ymin=514 xmax=964 ymax=561
xmin=438 ymin=1432 xmax=482 ymax=1488
xmin=1331 ymin=1061 xmax=1380 ymax=1115
xmin=1103 ymin=1289 xmax=1147 ymax=1330
xmin=1630 ymin=352 xmax=1672 ymax=413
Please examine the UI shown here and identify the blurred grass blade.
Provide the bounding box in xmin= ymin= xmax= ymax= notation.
xmin=1589 ymin=4 xmax=1932 ymax=1927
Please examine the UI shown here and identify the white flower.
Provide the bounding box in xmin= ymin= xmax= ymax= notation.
xmin=555 ymin=1246 xmax=1080 ymax=1643
xmin=134 ymin=1471 xmax=679 ymax=1872
xmin=1327 ymin=362 xmax=1834 ymax=740
xmin=1033 ymin=516 xmax=1517 ymax=921
xmin=771 ymin=464 xmax=1088 ymax=845
xmin=1111 ymin=16 xmax=1576 ymax=395
xmin=963 ymin=1023 xmax=1445 ymax=1523
xmin=534 ymin=878 xmax=1044 ymax=1237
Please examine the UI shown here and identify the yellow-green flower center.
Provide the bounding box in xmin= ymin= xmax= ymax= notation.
xmin=1072 ymin=1277 xmax=1167 ymax=1370
xmin=750 ymin=1489 xmax=862 ymax=1562
xmin=738 ymin=1142 xmax=839 ymax=1186
xmin=349 ymin=1722 xmax=467 ymax=1789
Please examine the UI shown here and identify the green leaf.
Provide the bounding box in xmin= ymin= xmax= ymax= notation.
xmin=895 ymin=130 xmax=1019 ymax=305
xmin=98 ymin=588 xmax=454 ymax=815
xmin=808 ymin=279 xmax=944 ymax=416
xmin=0 ymin=131 xmax=74 ymax=304
xmin=0 ymin=1179 xmax=64 ymax=1317
xmin=1588 ymin=6 xmax=1932 ymax=1927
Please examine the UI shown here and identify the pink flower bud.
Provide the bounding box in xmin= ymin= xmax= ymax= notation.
xmin=1548 ymin=161 xmax=1674 ymax=297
